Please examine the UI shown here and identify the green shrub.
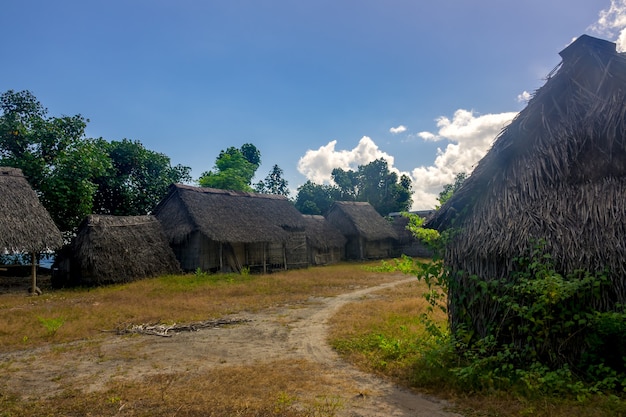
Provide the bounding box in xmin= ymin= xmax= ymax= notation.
xmin=386 ymin=236 xmax=626 ymax=398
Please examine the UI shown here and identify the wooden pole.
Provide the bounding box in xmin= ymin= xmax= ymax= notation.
xmin=263 ymin=243 xmax=267 ymax=274
xmin=30 ymin=252 xmax=38 ymax=295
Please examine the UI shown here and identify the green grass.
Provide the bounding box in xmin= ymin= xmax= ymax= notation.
xmin=328 ymin=279 xmax=626 ymax=417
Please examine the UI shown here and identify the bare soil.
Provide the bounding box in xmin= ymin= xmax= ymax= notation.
xmin=1 ymin=275 xmax=462 ymax=416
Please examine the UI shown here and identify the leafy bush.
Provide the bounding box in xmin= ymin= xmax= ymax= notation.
xmin=385 ymin=221 xmax=626 ymax=398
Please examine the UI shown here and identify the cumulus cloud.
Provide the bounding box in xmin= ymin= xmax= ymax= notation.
xmin=517 ymin=90 xmax=532 ymax=103
xmin=410 ymin=109 xmax=517 ymax=209
xmin=590 ymin=0 xmax=626 ymax=51
xmin=297 ymin=109 xmax=517 ymax=210
xmin=389 ymin=125 xmax=407 ymax=134
xmin=418 ymin=131 xmax=439 ymax=141
xmin=297 ymin=136 xmax=397 ymax=184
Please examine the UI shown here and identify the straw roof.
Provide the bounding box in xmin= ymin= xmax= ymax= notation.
xmin=0 ymin=167 xmax=62 ymax=253
xmin=69 ymin=215 xmax=180 ymax=284
xmin=302 ymin=215 xmax=347 ymax=250
xmin=326 ymin=201 xmax=397 ymax=241
xmin=153 ymin=184 xmax=305 ymax=244
xmin=427 ymin=35 xmax=626 ymax=326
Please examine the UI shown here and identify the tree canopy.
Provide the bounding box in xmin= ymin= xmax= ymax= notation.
xmin=198 ymin=144 xmax=260 ymax=192
xmin=437 ymin=172 xmax=467 ymax=207
xmin=255 ymin=164 xmax=290 ymax=196
xmin=93 ymin=139 xmax=191 ymax=215
xmin=0 ymin=90 xmax=191 ymax=233
xmin=294 ymin=180 xmax=341 ymax=215
xmin=295 ymin=158 xmax=413 ymax=216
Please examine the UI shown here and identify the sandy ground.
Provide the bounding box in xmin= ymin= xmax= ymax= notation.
xmin=1 ymin=275 xmax=463 ymax=416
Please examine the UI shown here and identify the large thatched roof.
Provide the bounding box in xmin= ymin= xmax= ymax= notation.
xmin=326 ymin=201 xmax=397 ymax=241
xmin=0 ymin=167 xmax=62 ymax=253
xmin=68 ymin=215 xmax=180 ymax=284
xmin=428 ymin=34 xmax=626 ymax=290
xmin=302 ymin=215 xmax=347 ymax=249
xmin=153 ymin=184 xmax=305 ymax=244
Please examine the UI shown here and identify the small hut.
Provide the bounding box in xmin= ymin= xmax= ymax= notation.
xmin=54 ymin=215 xmax=180 ymax=286
xmin=302 ymin=214 xmax=347 ymax=265
xmin=325 ymin=201 xmax=397 ymax=260
xmin=389 ymin=211 xmax=434 ymax=258
xmin=0 ymin=167 xmax=63 ymax=293
xmin=153 ymin=184 xmax=308 ymax=273
xmin=427 ymin=35 xmax=626 ymax=339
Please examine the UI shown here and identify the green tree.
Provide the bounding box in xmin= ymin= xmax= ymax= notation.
xmin=331 ymin=167 xmax=358 ymax=200
xmin=437 ymin=172 xmax=467 ymax=207
xmin=240 ymin=143 xmax=261 ymax=167
xmin=255 ymin=164 xmax=289 ymax=196
xmin=356 ymin=158 xmax=412 ymax=215
xmin=294 ymin=180 xmax=341 ymax=215
xmin=93 ymin=139 xmax=191 ymax=215
xmin=0 ymin=90 xmax=110 ymax=233
xmin=198 ymin=144 xmax=261 ymax=191
xmin=331 ymin=159 xmax=413 ymax=215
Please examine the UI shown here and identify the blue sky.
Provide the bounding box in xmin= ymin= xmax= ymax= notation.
xmin=2 ymin=1 xmax=624 ymax=209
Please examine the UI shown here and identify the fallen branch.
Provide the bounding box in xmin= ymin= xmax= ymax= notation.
xmin=109 ymin=318 xmax=251 ymax=337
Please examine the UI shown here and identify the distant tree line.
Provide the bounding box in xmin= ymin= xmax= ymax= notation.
xmin=1 ymin=89 xmax=415 ymax=236
xmin=294 ymin=159 xmax=413 ymax=216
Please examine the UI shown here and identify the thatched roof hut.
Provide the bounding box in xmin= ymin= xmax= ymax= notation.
xmin=0 ymin=167 xmax=62 ymax=253
xmin=153 ymin=184 xmax=307 ymax=272
xmin=54 ymin=215 xmax=180 ymax=286
xmin=302 ymin=214 xmax=347 ymax=265
xmin=389 ymin=211 xmax=434 ymax=258
xmin=325 ymin=201 xmax=397 ymax=260
xmin=427 ymin=35 xmax=626 ymax=337
xmin=0 ymin=166 xmax=62 ymax=293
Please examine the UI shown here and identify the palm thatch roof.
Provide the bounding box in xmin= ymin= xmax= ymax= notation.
xmin=153 ymin=184 xmax=305 ymax=244
xmin=66 ymin=215 xmax=180 ymax=285
xmin=302 ymin=215 xmax=347 ymax=250
xmin=326 ymin=201 xmax=397 ymax=241
xmin=427 ymin=34 xmax=626 ymax=332
xmin=0 ymin=167 xmax=62 ymax=253
xmin=389 ymin=211 xmax=434 ymax=258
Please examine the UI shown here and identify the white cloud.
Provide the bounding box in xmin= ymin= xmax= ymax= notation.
xmin=517 ymin=90 xmax=531 ymax=103
xmin=418 ymin=131 xmax=439 ymax=141
xmin=410 ymin=109 xmax=517 ymax=209
xmin=590 ymin=0 xmax=626 ymax=51
xmin=297 ymin=109 xmax=517 ymax=211
xmin=297 ymin=136 xmax=397 ymax=184
xmin=389 ymin=125 xmax=407 ymax=134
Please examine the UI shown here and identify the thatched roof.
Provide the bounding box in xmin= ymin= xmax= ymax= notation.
xmin=302 ymin=215 xmax=347 ymax=249
xmin=326 ymin=201 xmax=397 ymax=241
xmin=428 ymin=34 xmax=626 ymax=283
xmin=390 ymin=211 xmax=434 ymax=245
xmin=0 ymin=167 xmax=62 ymax=253
xmin=153 ymin=184 xmax=305 ymax=244
xmin=69 ymin=215 xmax=180 ymax=284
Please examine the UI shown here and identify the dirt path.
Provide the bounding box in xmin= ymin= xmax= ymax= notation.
xmin=2 ymin=276 xmax=462 ymax=416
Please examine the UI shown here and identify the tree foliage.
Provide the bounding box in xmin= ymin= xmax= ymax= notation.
xmin=0 ymin=90 xmax=111 ymax=232
xmin=93 ymin=139 xmax=191 ymax=215
xmin=0 ymin=90 xmax=191 ymax=233
xmin=437 ymin=172 xmax=467 ymax=207
xmin=255 ymin=164 xmax=289 ymax=196
xmin=198 ymin=144 xmax=260 ymax=191
xmin=295 ymin=158 xmax=413 ymax=216
xmin=294 ymin=180 xmax=341 ymax=215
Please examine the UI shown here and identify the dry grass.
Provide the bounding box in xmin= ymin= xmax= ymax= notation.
xmin=0 ymin=262 xmax=396 ymax=352
xmin=328 ymin=280 xmax=626 ymax=417
xmin=1 ymin=359 xmax=344 ymax=417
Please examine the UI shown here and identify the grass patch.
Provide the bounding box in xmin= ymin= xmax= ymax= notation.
xmin=0 ymin=360 xmax=344 ymax=417
xmin=328 ymin=279 xmax=626 ymax=417
xmin=0 ymin=262 xmax=397 ymax=351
